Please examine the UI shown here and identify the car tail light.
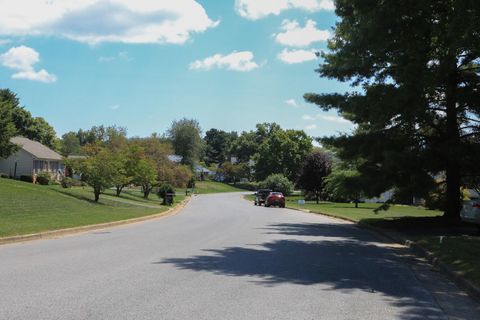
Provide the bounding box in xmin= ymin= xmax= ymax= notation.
xmin=473 ymin=203 xmax=480 ymax=208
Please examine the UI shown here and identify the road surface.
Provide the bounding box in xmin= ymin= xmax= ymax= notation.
xmin=0 ymin=193 xmax=478 ymax=319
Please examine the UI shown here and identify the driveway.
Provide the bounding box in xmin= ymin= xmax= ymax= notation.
xmin=0 ymin=193 xmax=478 ymax=319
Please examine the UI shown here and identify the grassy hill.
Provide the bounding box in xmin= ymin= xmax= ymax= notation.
xmin=0 ymin=178 xmax=169 ymax=238
xmin=192 ymin=181 xmax=245 ymax=194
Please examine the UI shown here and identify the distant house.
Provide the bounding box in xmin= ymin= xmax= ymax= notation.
xmin=0 ymin=137 xmax=64 ymax=180
xmin=167 ymin=155 xmax=183 ymax=163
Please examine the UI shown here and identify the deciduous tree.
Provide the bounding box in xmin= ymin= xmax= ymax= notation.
xmin=168 ymin=118 xmax=203 ymax=167
xmin=296 ymin=150 xmax=332 ymax=204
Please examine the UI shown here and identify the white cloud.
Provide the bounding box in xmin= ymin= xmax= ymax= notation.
xmin=302 ymin=112 xmax=352 ymax=124
xmin=305 ymin=124 xmax=318 ymax=131
xmin=0 ymin=46 xmax=57 ymax=83
xmin=108 ymin=104 xmax=120 ymax=110
xmin=0 ymin=39 xmax=11 ymax=46
xmin=235 ymin=0 xmax=334 ymax=20
xmin=0 ymin=0 xmax=219 ymax=45
xmin=275 ymin=19 xmax=330 ymax=47
xmin=190 ymin=51 xmax=260 ymax=72
xmin=278 ymin=48 xmax=317 ymax=64
xmin=98 ymin=51 xmax=132 ymax=63
xmin=285 ymin=99 xmax=300 ymax=108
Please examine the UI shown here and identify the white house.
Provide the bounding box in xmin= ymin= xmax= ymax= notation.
xmin=0 ymin=137 xmax=64 ymax=180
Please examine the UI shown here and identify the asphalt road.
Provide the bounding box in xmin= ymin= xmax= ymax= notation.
xmin=0 ymin=193 xmax=478 ymax=320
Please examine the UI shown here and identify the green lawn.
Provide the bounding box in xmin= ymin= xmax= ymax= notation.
xmin=416 ymin=236 xmax=480 ymax=287
xmin=0 ymin=178 xmax=176 ymax=238
xmin=192 ymin=181 xmax=245 ymax=194
xmin=102 ymin=187 xmax=186 ymax=205
xmin=245 ymin=194 xmax=441 ymax=221
xmin=284 ymin=195 xmax=442 ymax=222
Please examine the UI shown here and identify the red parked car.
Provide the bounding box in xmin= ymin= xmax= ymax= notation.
xmin=265 ymin=192 xmax=285 ymax=208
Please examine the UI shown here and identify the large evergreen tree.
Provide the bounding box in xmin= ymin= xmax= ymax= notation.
xmin=305 ymin=0 xmax=480 ymax=220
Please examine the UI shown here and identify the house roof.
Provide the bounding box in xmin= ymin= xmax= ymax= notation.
xmin=167 ymin=155 xmax=183 ymax=163
xmin=11 ymin=137 xmax=62 ymax=161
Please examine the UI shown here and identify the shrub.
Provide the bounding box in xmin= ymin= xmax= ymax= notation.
xmin=187 ymin=177 xmax=196 ymax=189
xmin=157 ymin=183 xmax=175 ymax=205
xmin=20 ymin=175 xmax=33 ymax=183
xmin=234 ymin=181 xmax=259 ymax=191
xmin=260 ymin=174 xmax=294 ymax=196
xmin=36 ymin=172 xmax=52 ymax=185
xmin=61 ymin=177 xmax=85 ymax=188
xmin=61 ymin=177 xmax=73 ymax=188
xmin=0 ymin=173 xmax=8 ymax=179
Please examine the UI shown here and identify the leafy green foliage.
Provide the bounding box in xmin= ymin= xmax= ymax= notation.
xmin=324 ymin=168 xmax=364 ymax=207
xmin=36 ymin=172 xmax=52 ymax=185
xmin=305 ymin=1 xmax=480 ymax=219
xmin=218 ymin=162 xmax=250 ymax=184
xmin=253 ymin=123 xmax=313 ymax=181
xmin=204 ymin=128 xmax=237 ymax=165
xmin=157 ymin=183 xmax=175 ymax=205
xmin=131 ymin=159 xmax=157 ymax=199
xmin=60 ymin=132 xmax=82 ymax=156
xmin=0 ymin=100 xmax=18 ymax=159
xmin=168 ymin=118 xmax=203 ymax=167
xmin=230 ymin=131 xmax=258 ymax=163
xmin=296 ymin=150 xmax=332 ymax=203
xmin=260 ymin=174 xmax=294 ymax=196
xmin=75 ymin=149 xmax=120 ymax=202
xmin=0 ymin=88 xmax=58 ymax=154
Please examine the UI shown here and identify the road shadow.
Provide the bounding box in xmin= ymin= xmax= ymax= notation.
xmin=158 ymin=222 xmax=447 ymax=319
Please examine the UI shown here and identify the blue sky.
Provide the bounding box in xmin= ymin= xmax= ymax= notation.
xmin=0 ymin=0 xmax=353 ymax=139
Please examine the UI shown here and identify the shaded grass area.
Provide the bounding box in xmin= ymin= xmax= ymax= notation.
xmin=102 ymin=187 xmax=186 ymax=205
xmin=0 ymin=179 xmax=172 ymax=237
xmin=416 ymin=236 xmax=480 ymax=287
xmin=193 ymin=181 xmax=244 ymax=194
xmin=245 ymin=193 xmax=480 ymax=287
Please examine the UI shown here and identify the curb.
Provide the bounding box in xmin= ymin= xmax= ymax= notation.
xmin=0 ymin=197 xmax=191 ymax=246
xmin=357 ymin=221 xmax=480 ymax=303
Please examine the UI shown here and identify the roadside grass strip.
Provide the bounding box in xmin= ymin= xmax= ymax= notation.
xmin=0 ymin=179 xmax=179 ymax=238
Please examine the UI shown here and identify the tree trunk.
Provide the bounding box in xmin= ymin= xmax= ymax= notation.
xmin=143 ymin=184 xmax=151 ymax=199
xmin=355 ymin=192 xmax=359 ymax=208
xmin=116 ymin=185 xmax=124 ymax=197
xmin=316 ymin=191 xmax=319 ymax=204
xmin=443 ymin=66 xmax=461 ymax=221
xmin=94 ymin=186 xmax=101 ymax=202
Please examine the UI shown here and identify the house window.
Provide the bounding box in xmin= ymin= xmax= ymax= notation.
xmin=50 ymin=161 xmax=59 ymax=171
xmin=33 ymin=160 xmax=44 ymax=173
